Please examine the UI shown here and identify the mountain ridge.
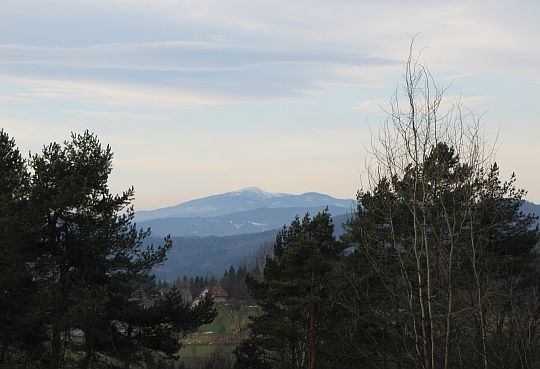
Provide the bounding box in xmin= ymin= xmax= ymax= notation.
xmin=136 ymin=187 xmax=355 ymax=222
xmin=147 ymin=199 xmax=539 ymax=279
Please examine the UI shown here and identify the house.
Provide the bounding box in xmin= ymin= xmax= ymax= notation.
xmin=207 ymin=286 xmax=229 ymax=304
xmin=192 ymin=285 xmax=229 ymax=306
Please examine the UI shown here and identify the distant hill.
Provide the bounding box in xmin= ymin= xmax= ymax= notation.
xmin=142 ymin=188 xmax=538 ymax=279
xmin=139 ymin=205 xmax=354 ymax=237
xmin=150 ymin=212 xmax=353 ymax=280
xmin=136 ymin=187 xmax=355 ymax=222
xmin=522 ymin=201 xmax=540 ymax=225
xmin=150 ymin=231 xmax=278 ymax=280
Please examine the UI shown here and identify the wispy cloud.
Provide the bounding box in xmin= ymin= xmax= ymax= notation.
xmin=1 ymin=0 xmax=539 ymax=206
xmin=0 ymin=74 xmax=237 ymax=108
xmin=351 ymin=95 xmax=493 ymax=113
xmin=350 ymin=99 xmax=390 ymax=113
xmin=0 ymin=95 xmax=36 ymax=104
xmin=0 ymin=41 xmax=393 ymax=72
xmin=0 ymin=40 xmax=399 ymax=105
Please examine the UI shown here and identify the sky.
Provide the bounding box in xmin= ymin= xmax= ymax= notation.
xmin=1 ymin=0 xmax=539 ymax=210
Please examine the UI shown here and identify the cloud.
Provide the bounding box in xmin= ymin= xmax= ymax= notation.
xmin=0 ymin=41 xmax=395 ymax=72
xmin=1 ymin=0 xmax=539 ymax=206
xmin=0 ymin=74 xmax=236 ymax=109
xmin=1 ymin=1 xmax=538 ymax=105
xmin=0 ymin=95 xmax=36 ymax=104
xmin=350 ymin=99 xmax=390 ymax=113
xmin=352 ymin=95 xmax=493 ymax=113
xmin=0 ymin=40 xmax=398 ymax=104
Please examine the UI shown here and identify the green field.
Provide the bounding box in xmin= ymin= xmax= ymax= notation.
xmin=197 ymin=305 xmax=257 ymax=335
xmin=180 ymin=344 xmax=234 ymax=359
xmin=178 ymin=305 xmax=259 ymax=365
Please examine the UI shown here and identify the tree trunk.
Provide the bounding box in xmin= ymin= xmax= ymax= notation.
xmin=309 ymin=302 xmax=316 ymax=369
xmin=123 ymin=323 xmax=133 ymax=369
xmin=0 ymin=339 xmax=8 ymax=367
xmin=49 ymin=322 xmax=62 ymax=369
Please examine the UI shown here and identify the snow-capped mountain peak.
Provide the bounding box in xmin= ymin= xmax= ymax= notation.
xmin=135 ymin=187 xmax=356 ymax=222
xmin=231 ymin=186 xmax=287 ymax=198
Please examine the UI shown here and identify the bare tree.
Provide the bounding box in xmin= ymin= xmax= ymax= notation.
xmin=245 ymin=241 xmax=275 ymax=282
xmin=338 ymin=39 xmax=540 ymax=369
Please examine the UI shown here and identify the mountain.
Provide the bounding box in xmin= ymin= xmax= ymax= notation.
xmin=141 ymin=188 xmax=539 ymax=279
xmin=135 ymin=187 xmax=356 ymax=278
xmin=136 ymin=187 xmax=355 ymax=222
xmin=134 ymin=187 xmax=356 ymax=278
xmin=139 ymin=205 xmax=353 ymax=237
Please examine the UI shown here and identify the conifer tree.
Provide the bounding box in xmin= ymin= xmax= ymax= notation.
xmin=25 ymin=131 xmax=215 ymax=368
xmin=235 ymin=211 xmax=342 ymax=369
xmin=333 ymin=45 xmax=540 ymax=369
xmin=0 ymin=130 xmax=45 ymax=366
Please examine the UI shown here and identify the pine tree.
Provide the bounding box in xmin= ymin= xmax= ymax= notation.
xmin=235 ymin=211 xmax=342 ymax=369
xmin=26 ymin=131 xmax=215 ymax=368
xmin=0 ymin=130 xmax=46 ymax=366
xmin=337 ymin=143 xmax=540 ymax=369
xmin=114 ymin=287 xmax=216 ymax=368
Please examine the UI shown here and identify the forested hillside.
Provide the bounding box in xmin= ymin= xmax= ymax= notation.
xmin=149 ymin=213 xmax=351 ymax=279
xmin=138 ymin=205 xmax=352 ymax=237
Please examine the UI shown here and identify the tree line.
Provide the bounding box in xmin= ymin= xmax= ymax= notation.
xmin=0 ymin=131 xmax=216 ymax=369
xmin=160 ymin=266 xmax=252 ymax=308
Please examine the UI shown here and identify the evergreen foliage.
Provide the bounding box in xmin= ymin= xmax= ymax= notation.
xmin=333 ymin=143 xmax=540 ymax=369
xmin=235 ymin=211 xmax=343 ymax=369
xmin=0 ymin=130 xmax=46 ymax=365
xmin=221 ymin=265 xmax=249 ymax=304
xmin=0 ymin=131 xmax=216 ymax=369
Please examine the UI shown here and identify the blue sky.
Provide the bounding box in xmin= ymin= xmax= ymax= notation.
xmin=1 ymin=0 xmax=539 ymax=209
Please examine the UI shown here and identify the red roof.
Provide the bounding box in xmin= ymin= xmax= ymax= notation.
xmin=208 ymin=286 xmax=229 ymax=298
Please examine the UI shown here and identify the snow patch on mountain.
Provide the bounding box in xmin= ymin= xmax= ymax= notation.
xmin=136 ymin=187 xmax=356 ymax=222
xmin=248 ymin=221 xmax=266 ymax=227
xmin=230 ymin=186 xmax=287 ymax=198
